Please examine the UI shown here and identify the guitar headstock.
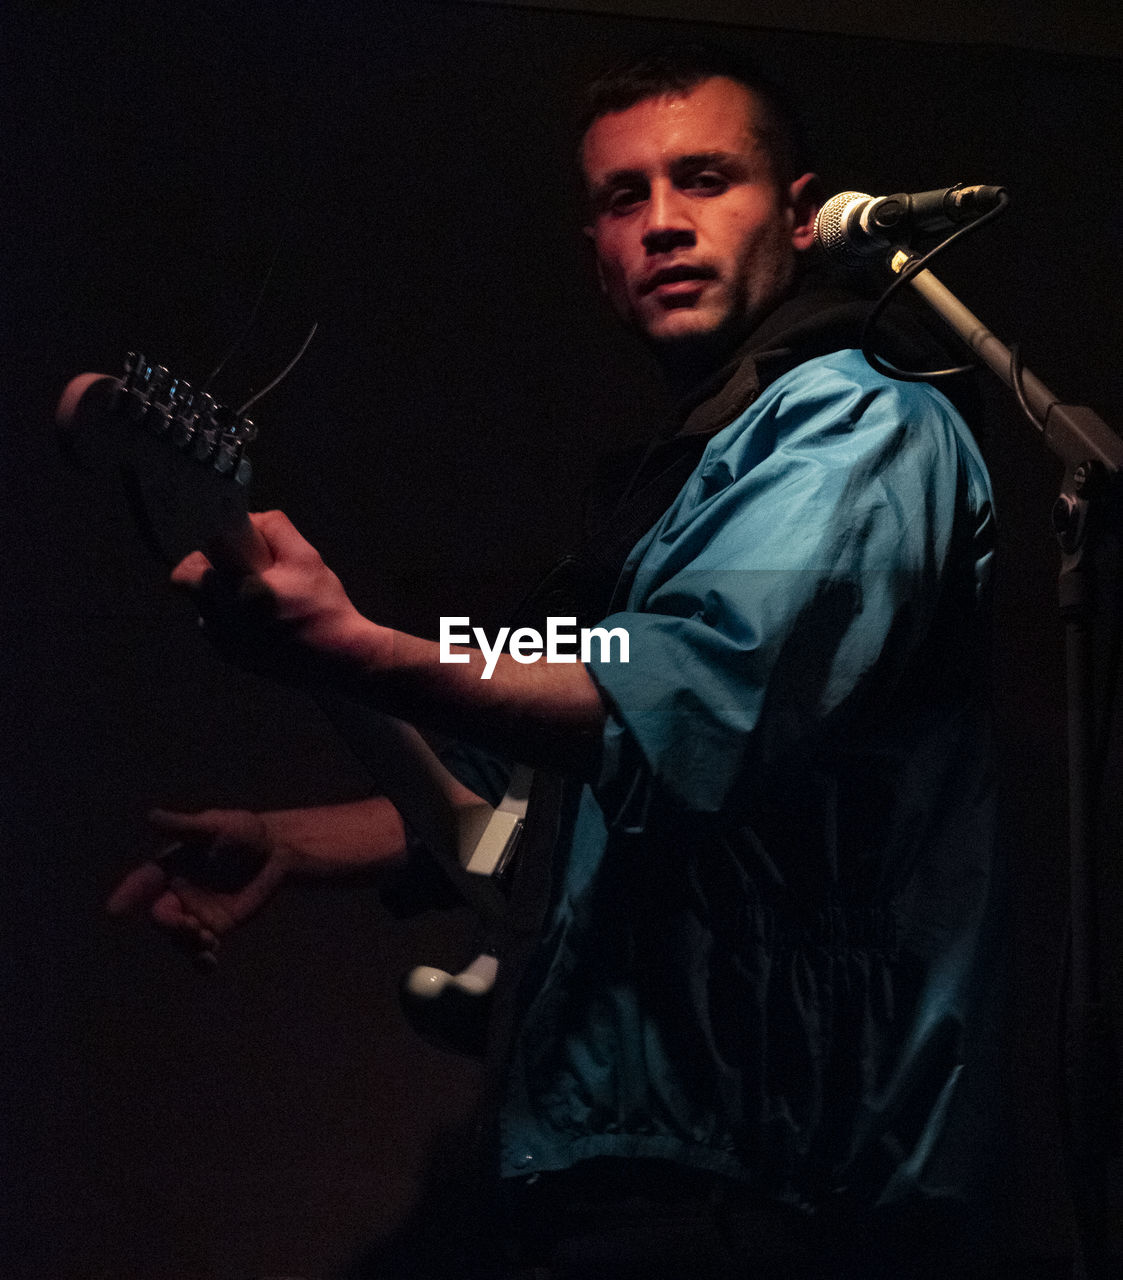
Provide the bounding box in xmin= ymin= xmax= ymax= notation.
xmin=59 ymin=354 xmax=263 ymax=567
xmin=115 ymin=352 xmax=258 ymax=488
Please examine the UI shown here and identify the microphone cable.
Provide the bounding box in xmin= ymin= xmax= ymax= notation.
xmin=859 ymin=189 xmax=1010 ymax=383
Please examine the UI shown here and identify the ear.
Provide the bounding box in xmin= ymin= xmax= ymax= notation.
xmin=787 ymin=172 xmax=824 ymax=251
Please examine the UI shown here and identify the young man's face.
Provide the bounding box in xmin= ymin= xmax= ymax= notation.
xmin=581 ymin=76 xmax=818 ymax=355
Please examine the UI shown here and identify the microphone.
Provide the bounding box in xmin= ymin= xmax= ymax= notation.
xmin=814 ymin=183 xmax=1006 ymax=267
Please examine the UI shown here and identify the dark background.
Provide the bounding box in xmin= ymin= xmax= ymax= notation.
xmin=2 ymin=1 xmax=1122 ymax=1276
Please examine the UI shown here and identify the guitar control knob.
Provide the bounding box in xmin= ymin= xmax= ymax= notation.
xmin=400 ymin=953 xmax=497 ymax=1056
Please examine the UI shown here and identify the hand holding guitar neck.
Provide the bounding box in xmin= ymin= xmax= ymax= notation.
xmin=58 ymin=365 xmax=358 ymax=684
xmin=170 ymin=507 xmax=379 ymax=698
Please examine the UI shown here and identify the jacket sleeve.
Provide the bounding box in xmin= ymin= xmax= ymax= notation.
xmin=583 ymin=353 xmax=993 ymax=824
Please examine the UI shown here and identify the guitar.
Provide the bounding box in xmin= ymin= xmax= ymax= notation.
xmin=57 ymin=355 xmax=526 ymax=1047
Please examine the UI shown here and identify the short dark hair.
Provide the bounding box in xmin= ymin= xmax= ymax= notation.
xmin=579 ymin=45 xmax=807 ymax=190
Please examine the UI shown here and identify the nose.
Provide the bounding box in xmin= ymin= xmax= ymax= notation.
xmin=641 ymin=181 xmax=695 ymax=255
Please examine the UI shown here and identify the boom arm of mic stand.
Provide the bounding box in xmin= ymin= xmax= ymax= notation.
xmin=887 ymin=249 xmax=1123 ymax=1279
xmin=888 ymin=249 xmax=1123 ymax=472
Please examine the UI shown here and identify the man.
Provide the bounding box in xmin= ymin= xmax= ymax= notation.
xmin=112 ymin=49 xmax=998 ymax=1278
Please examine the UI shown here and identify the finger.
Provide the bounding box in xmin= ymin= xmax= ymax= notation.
xmin=107 ymin=861 xmax=169 ymax=916
xmin=151 ymin=889 xmax=219 ymax=952
xmin=149 ymin=808 xmax=210 ymax=834
xmin=169 ymin=849 xmax=286 ymax=934
xmin=168 ymin=898 xmax=222 ymax=960
xmin=148 ymin=807 xmax=240 ymax=838
xmin=170 ymin=549 xmax=214 ymax=590
xmin=250 ymin=510 xmax=321 ymax=566
xmin=149 ymin=808 xmax=269 ymax=859
xmin=150 ymin=887 xmax=199 ymax=932
xmin=168 ymin=878 xmax=237 ymax=936
xmin=220 ymin=854 xmax=289 ymax=920
xmin=151 ymin=890 xmax=220 ymax=972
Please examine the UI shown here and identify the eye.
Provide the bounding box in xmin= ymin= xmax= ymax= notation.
xmin=601 ymin=184 xmax=647 ymax=215
xmin=682 ymin=170 xmax=729 ymax=195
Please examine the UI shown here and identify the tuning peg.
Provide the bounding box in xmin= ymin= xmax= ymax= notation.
xmin=213 ymin=412 xmax=255 ymax=479
xmin=122 ymin=352 xmax=153 ymax=421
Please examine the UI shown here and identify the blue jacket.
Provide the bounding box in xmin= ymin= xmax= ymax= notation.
xmin=497 ymin=345 xmax=997 ymax=1212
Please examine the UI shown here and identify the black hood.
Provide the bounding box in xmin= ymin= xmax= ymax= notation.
xmin=675 ymin=273 xmax=982 ymax=441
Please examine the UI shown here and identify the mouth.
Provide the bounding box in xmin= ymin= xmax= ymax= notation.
xmin=640 ymin=264 xmax=717 ymax=296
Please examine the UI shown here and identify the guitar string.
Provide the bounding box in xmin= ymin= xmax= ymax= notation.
xmin=235 ymin=322 xmax=318 ymax=417
xmin=200 ymin=175 xmax=312 ymax=396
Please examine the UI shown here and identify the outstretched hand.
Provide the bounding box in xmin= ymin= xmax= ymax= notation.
xmin=107 ymin=807 xmax=292 ymax=969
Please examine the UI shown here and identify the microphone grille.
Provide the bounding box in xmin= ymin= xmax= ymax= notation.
xmin=813 ymin=191 xmax=871 ymax=269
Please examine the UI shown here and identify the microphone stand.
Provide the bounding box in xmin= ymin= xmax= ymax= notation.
xmin=888 ymin=249 xmax=1123 ymax=1279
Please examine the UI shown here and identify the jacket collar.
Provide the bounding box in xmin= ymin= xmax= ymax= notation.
xmin=673 ymin=271 xmax=975 ymax=440
xmin=675 ymin=278 xmax=878 ymax=439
